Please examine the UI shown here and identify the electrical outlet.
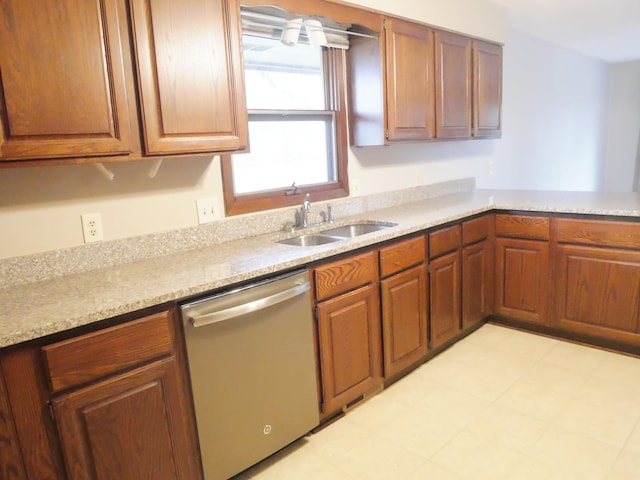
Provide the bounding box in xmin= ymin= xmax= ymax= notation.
xmin=196 ymin=197 xmax=217 ymax=224
xmin=81 ymin=213 xmax=104 ymax=243
xmin=351 ymin=179 xmax=362 ymax=196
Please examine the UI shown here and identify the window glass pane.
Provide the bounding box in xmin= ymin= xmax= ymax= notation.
xmin=232 ymin=116 xmax=336 ymax=195
xmin=242 ymin=35 xmax=325 ymax=110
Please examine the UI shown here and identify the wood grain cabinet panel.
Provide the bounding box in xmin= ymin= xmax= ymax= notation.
xmin=384 ymin=18 xmax=435 ymax=141
xmin=435 ymin=30 xmax=472 ymax=139
xmin=0 ymin=366 xmax=28 ymax=480
xmin=553 ymin=244 xmax=640 ymax=344
xmin=0 ymin=347 xmax=66 ymax=480
xmin=495 ymin=237 xmax=549 ymax=325
xmin=473 ymin=40 xmax=502 ymax=138
xmin=53 ymin=357 xmax=201 ymax=480
xmin=430 ymin=250 xmax=462 ymax=348
xmin=316 ymin=284 xmax=382 ymax=416
xmin=381 ymin=265 xmax=428 ymax=378
xmin=0 ymin=0 xmax=133 ymax=161
xmin=462 ymin=239 xmax=493 ymax=330
xmin=129 ymin=0 xmax=248 ymax=155
xmin=314 ymin=250 xmax=378 ymax=301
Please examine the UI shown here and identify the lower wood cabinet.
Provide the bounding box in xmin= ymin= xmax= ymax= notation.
xmin=52 ymin=358 xmax=197 ymax=480
xmin=495 ymin=237 xmax=549 ymax=326
xmin=380 ymin=236 xmax=428 ymax=378
xmin=461 ymin=215 xmax=494 ymax=331
xmin=462 ymin=238 xmax=493 ymax=330
xmin=553 ymin=244 xmax=640 ymax=343
xmin=0 ymin=308 xmax=202 ymax=480
xmin=313 ymin=251 xmax=382 ymax=418
xmin=430 ymin=250 xmax=462 ymax=348
xmin=316 ymin=284 xmax=382 ymax=416
xmin=551 ymin=218 xmax=640 ymax=347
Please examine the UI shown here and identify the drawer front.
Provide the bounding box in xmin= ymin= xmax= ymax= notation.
xmin=462 ymin=215 xmax=492 ymax=245
xmin=380 ymin=235 xmax=426 ymax=278
xmin=314 ymin=250 xmax=378 ymax=301
xmin=429 ymin=225 xmax=461 ymax=258
xmin=554 ymin=218 xmax=640 ymax=249
xmin=495 ymin=214 xmax=549 ymax=240
xmin=43 ymin=310 xmax=174 ymax=393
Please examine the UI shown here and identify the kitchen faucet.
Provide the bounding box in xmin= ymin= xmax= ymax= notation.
xmin=301 ymin=193 xmax=311 ymax=228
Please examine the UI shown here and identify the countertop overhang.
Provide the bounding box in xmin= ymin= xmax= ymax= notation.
xmin=1 ymin=189 xmax=638 ymax=348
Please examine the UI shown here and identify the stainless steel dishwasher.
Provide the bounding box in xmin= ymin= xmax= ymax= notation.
xmin=180 ymin=269 xmax=319 ymax=480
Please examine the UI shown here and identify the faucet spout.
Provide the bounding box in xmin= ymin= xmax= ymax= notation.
xmin=301 ymin=193 xmax=311 ymax=227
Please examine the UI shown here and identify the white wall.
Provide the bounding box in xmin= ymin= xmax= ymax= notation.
xmin=483 ymin=29 xmax=609 ymax=191
xmin=603 ymin=60 xmax=640 ymax=192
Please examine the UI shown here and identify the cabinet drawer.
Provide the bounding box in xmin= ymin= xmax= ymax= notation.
xmin=462 ymin=215 xmax=492 ymax=245
xmin=554 ymin=218 xmax=640 ymax=249
xmin=429 ymin=225 xmax=461 ymax=258
xmin=495 ymin=214 xmax=549 ymax=240
xmin=314 ymin=250 xmax=378 ymax=301
xmin=380 ymin=236 xmax=426 ymax=278
xmin=43 ymin=310 xmax=174 ymax=393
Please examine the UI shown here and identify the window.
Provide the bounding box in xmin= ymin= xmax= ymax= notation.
xmin=221 ymin=15 xmax=349 ymax=216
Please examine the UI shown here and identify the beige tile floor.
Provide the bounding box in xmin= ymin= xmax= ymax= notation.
xmin=234 ymin=324 xmax=640 ymax=479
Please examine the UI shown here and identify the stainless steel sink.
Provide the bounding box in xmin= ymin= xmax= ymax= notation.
xmin=320 ymin=222 xmax=397 ymax=238
xmin=276 ymin=234 xmax=341 ymax=247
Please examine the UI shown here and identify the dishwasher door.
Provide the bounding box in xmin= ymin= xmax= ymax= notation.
xmin=181 ymin=269 xmax=319 ymax=480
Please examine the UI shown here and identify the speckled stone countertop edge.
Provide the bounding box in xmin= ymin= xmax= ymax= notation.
xmin=1 ymin=188 xmax=638 ymax=348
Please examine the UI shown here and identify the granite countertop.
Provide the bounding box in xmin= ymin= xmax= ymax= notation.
xmin=1 ymin=188 xmax=638 ymax=348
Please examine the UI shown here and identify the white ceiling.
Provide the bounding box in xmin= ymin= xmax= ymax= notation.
xmin=489 ymin=0 xmax=640 ymax=63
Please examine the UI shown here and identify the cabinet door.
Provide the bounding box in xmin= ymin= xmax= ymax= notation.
xmin=495 ymin=238 xmax=549 ymax=325
xmin=129 ymin=0 xmax=248 ymax=155
xmin=0 ymin=364 xmax=27 ymax=480
xmin=53 ymin=358 xmax=201 ymax=480
xmin=430 ymin=250 xmax=461 ymax=348
xmin=384 ymin=18 xmax=435 ymax=141
xmin=317 ymin=284 xmax=382 ymax=415
xmin=0 ymin=0 xmax=132 ymax=161
xmin=434 ymin=31 xmax=472 ymax=139
xmin=381 ymin=265 xmax=428 ymax=378
xmin=473 ymin=40 xmax=502 ymax=138
xmin=462 ymin=239 xmax=493 ymax=330
xmin=553 ymin=244 xmax=640 ymax=345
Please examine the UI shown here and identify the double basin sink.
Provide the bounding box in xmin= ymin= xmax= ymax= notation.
xmin=277 ymin=222 xmax=397 ymax=247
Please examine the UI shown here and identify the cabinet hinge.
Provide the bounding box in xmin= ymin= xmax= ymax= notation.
xmin=384 ymin=129 xmax=390 ymax=140
xmin=47 ymin=401 xmax=56 ymax=422
xmin=382 ymin=18 xmax=388 ymax=30
xmin=313 ymin=306 xmax=318 ymax=321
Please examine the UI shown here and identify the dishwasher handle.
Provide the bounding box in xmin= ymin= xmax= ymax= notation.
xmin=188 ymin=281 xmax=311 ymax=328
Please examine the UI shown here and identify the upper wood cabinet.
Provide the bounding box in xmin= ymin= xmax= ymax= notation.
xmin=348 ymin=14 xmax=502 ymax=146
xmin=473 ymin=40 xmax=502 ymax=138
xmin=0 ymin=0 xmax=134 ymax=161
xmin=384 ymin=18 xmax=435 ymax=141
xmin=434 ymin=31 xmax=472 ymax=139
xmin=129 ymin=0 xmax=248 ymax=155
